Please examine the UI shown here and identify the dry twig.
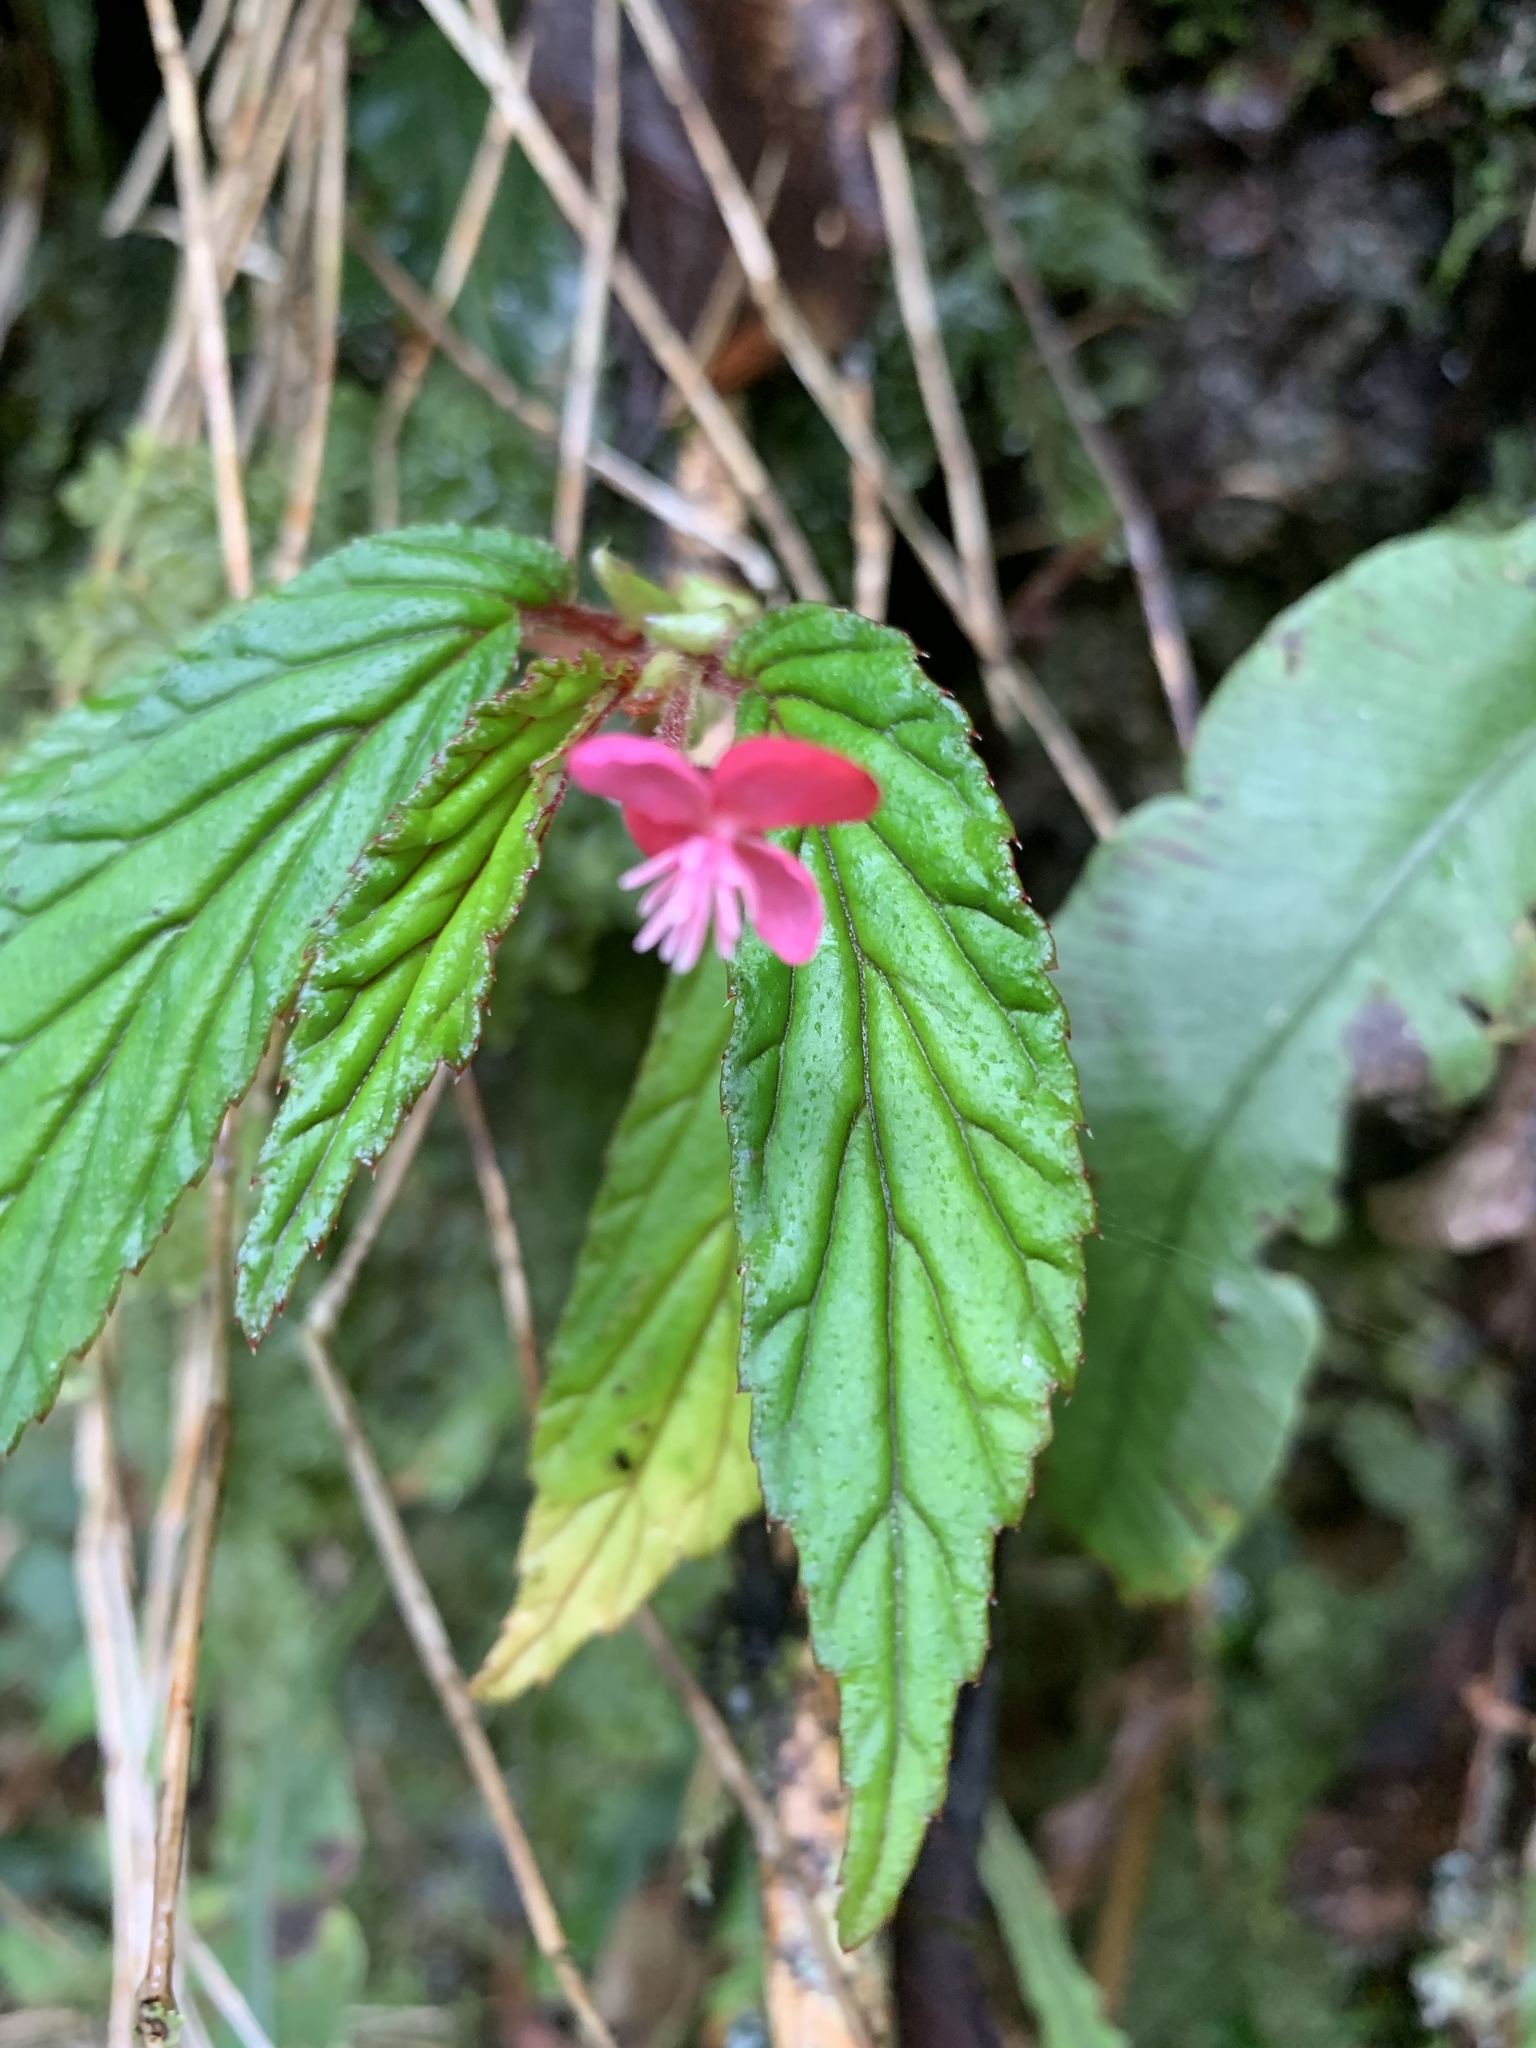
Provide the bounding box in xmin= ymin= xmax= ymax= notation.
xmin=102 ymin=0 xmax=233 ymax=239
xmin=269 ymin=6 xmax=351 ymax=582
xmin=141 ymin=0 xmax=343 ymax=440
xmin=140 ymin=1308 xmax=217 ymax=1714
xmin=297 ymin=1077 xmax=617 ymax=2048
xmin=553 ymin=0 xmax=623 ymax=561
xmin=660 ymin=137 xmax=789 ymax=431
xmin=864 ymin=108 xmax=1103 ymax=820
xmin=136 ymin=1120 xmax=236 ymax=2043
xmin=844 ymin=347 xmax=891 ymax=623
xmin=455 ymin=1070 xmax=541 ymax=1417
xmin=892 ymin=0 xmax=1199 ymax=750
xmin=142 ymin=0 xmax=253 ymax=597
xmin=613 ymin=0 xmax=1117 ymax=836
xmin=183 ymin=1933 xmax=276 ymax=2048
xmin=351 ymin=223 xmax=779 ymax=591
xmin=633 ymin=1610 xmax=877 ymax=2048
xmin=412 ymin=0 xmax=828 ymax=603
xmin=371 ymin=100 xmax=515 ymax=530
xmin=74 ymin=1347 xmax=157 ymax=2048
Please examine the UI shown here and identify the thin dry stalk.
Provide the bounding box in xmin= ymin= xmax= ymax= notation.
xmin=238 ymin=55 xmax=322 ymax=453
xmin=413 ymin=0 xmax=827 ymax=603
xmin=183 ymin=1932 xmax=275 ymax=2048
xmin=142 ymin=0 xmax=253 ymax=598
xmin=866 ymin=119 xmax=997 ymax=632
xmin=892 ymin=0 xmax=1199 ymax=751
xmin=140 ymin=1307 xmax=217 ymax=1713
xmin=297 ymin=1105 xmax=616 ymax=2048
xmin=269 ymin=9 xmax=351 ymax=583
xmin=455 ymin=1071 xmax=541 ymax=1417
xmin=102 ymin=0 xmax=233 ymax=239
xmin=614 ymin=0 xmax=1117 ymax=836
xmin=660 ymin=137 xmax=789 ymax=431
xmin=214 ymin=0 xmax=298 ymax=165
xmin=0 ymin=128 xmax=48 ymax=360
xmin=632 ymin=1609 xmax=876 ymax=2048
xmin=844 ymin=347 xmax=891 ymax=623
xmin=371 ymin=99 xmax=515 ymax=530
xmin=351 ymin=222 xmax=779 ymax=592
xmin=141 ymin=0 xmax=341 ymax=439
xmin=136 ymin=1120 xmax=236 ymax=2043
xmin=204 ymin=0 xmax=276 ymax=147
xmin=553 ymin=0 xmax=622 ymax=560
xmin=1087 ymin=1729 xmax=1172 ymax=2018
xmin=860 ymin=121 xmax=1118 ymax=826
xmin=74 ymin=1350 xmax=156 ymax=2048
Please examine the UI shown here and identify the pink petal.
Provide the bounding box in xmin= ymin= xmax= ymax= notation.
xmin=623 ymin=805 xmax=692 ymax=857
xmin=569 ymin=735 xmax=710 ymax=833
xmin=735 ymin=838 xmax=824 ymax=966
xmin=709 ymin=737 xmax=880 ymax=834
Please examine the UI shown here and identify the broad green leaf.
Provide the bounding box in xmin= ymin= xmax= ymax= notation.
xmin=0 ymin=525 xmax=568 ymax=1449
xmin=979 ymin=1801 xmax=1130 ymax=2048
xmin=0 ymin=666 xmax=167 ymax=921
xmin=472 ymin=954 xmax=758 ymax=1700
xmin=1046 ymin=519 xmax=1536 ymax=1598
xmin=723 ymin=606 xmax=1090 ymax=1945
xmin=236 ymin=651 xmax=617 ymax=1332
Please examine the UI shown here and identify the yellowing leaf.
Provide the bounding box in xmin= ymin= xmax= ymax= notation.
xmin=473 ymin=955 xmax=758 ymax=1700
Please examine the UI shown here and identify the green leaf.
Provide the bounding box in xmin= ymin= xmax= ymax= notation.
xmin=472 ymin=954 xmax=758 ymax=1700
xmin=1046 ymin=519 xmax=1536 ymax=1599
xmin=723 ymin=606 xmax=1090 ymax=1945
xmin=0 ymin=666 xmax=167 ymax=922
xmin=979 ymin=1801 xmax=1130 ymax=2048
xmin=236 ymin=650 xmax=617 ymax=1332
xmin=0 ymin=524 xmax=568 ymax=1449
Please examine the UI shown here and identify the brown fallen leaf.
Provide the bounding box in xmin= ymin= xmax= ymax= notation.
xmin=1369 ymin=1039 xmax=1536 ymax=1254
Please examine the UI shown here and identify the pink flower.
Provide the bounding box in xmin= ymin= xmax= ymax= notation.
xmin=568 ymin=733 xmax=880 ymax=971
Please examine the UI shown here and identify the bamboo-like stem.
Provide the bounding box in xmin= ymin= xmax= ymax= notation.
xmin=350 ymin=223 xmax=779 ymax=592
xmin=614 ymin=0 xmax=1117 ymax=836
xmin=632 ymin=1609 xmax=876 ymax=2048
xmin=142 ymin=0 xmax=253 ymax=598
xmin=412 ymin=0 xmax=827 ymax=603
xmin=135 ymin=1119 xmax=236 ymax=2043
xmin=455 ymin=1071 xmax=541 ymax=1418
xmin=371 ymin=97 xmax=516 ymax=531
xmin=552 ymin=0 xmax=622 ymax=561
xmin=892 ymin=0 xmax=1198 ymax=751
xmin=102 ymin=0 xmax=233 ymax=239
xmin=269 ymin=8 xmax=350 ymax=582
xmin=297 ymin=1084 xmax=616 ymax=2048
